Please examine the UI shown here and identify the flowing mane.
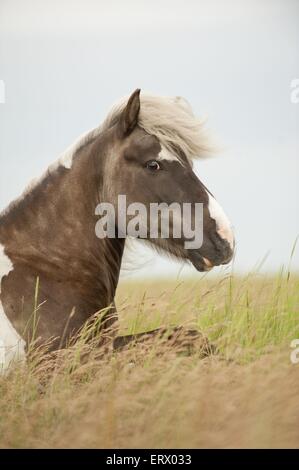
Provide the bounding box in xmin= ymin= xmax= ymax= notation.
xmin=57 ymin=93 xmax=211 ymax=171
xmin=102 ymin=94 xmax=211 ymax=163
xmin=1 ymin=93 xmax=211 ymax=219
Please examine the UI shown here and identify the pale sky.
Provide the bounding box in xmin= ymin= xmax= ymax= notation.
xmin=0 ymin=0 xmax=298 ymax=277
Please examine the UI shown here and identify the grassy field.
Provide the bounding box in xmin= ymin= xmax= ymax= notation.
xmin=0 ymin=270 xmax=299 ymax=448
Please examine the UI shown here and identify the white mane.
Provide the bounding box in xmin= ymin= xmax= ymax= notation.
xmin=102 ymin=93 xmax=211 ymax=163
xmin=29 ymin=92 xmax=212 ymax=177
xmin=57 ymin=93 xmax=212 ymax=167
xmin=1 ymin=93 xmax=211 ymax=216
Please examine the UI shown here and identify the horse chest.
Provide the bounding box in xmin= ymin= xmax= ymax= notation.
xmin=0 ymin=244 xmax=26 ymax=373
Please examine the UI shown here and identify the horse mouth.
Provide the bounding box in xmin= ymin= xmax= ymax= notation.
xmin=189 ymin=253 xmax=214 ymax=272
xmin=189 ymin=247 xmax=234 ymax=272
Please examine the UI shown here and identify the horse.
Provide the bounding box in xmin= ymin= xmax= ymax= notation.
xmin=0 ymin=89 xmax=234 ymax=372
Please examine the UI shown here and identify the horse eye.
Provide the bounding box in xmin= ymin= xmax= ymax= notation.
xmin=146 ymin=160 xmax=161 ymax=171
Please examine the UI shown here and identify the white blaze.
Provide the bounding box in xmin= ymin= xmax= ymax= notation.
xmin=0 ymin=244 xmax=26 ymax=374
xmin=158 ymin=146 xmax=180 ymax=163
xmin=208 ymin=194 xmax=234 ymax=250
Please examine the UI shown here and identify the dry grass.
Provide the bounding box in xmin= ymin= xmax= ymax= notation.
xmin=0 ymin=272 xmax=299 ymax=448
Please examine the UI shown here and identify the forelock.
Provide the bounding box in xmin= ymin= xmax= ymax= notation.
xmin=101 ymin=93 xmax=212 ymax=164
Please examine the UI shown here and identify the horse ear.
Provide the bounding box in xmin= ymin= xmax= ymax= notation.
xmin=119 ymin=89 xmax=141 ymax=137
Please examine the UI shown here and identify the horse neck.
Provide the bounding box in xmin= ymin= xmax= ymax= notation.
xmin=0 ymin=135 xmax=125 ymax=305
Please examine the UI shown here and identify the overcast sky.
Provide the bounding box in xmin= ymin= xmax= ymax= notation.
xmin=0 ymin=0 xmax=298 ymax=277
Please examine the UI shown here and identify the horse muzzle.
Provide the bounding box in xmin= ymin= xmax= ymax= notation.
xmin=188 ymin=234 xmax=235 ymax=272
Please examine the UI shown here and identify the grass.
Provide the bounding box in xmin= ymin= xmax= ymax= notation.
xmin=0 ymin=270 xmax=299 ymax=448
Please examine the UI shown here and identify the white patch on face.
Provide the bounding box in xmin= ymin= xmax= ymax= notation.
xmin=0 ymin=244 xmax=26 ymax=374
xmin=157 ymin=146 xmax=181 ymax=164
xmin=208 ymin=194 xmax=234 ymax=250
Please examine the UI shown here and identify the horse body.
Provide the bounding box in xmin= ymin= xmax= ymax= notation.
xmin=0 ymin=130 xmax=123 ymax=361
xmin=0 ymin=89 xmax=234 ymax=371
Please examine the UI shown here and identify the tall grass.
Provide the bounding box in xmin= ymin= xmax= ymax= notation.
xmin=0 ymin=269 xmax=298 ymax=448
xmin=117 ymin=270 xmax=299 ymax=363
